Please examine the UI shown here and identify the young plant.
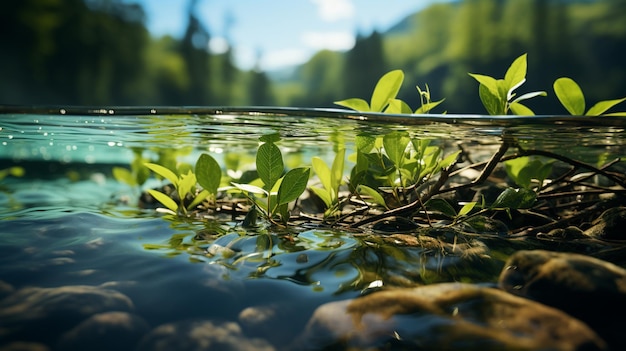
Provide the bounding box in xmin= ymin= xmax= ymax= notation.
xmin=553 ymin=77 xmax=626 ymax=116
xmin=310 ymin=148 xmax=346 ymax=217
xmin=113 ymin=148 xmax=151 ymax=187
xmin=334 ymin=69 xmax=410 ymax=113
xmin=144 ymin=153 xmax=221 ymax=216
xmin=415 ymin=84 xmax=445 ymax=114
xmin=504 ymin=156 xmax=553 ymax=190
xmin=469 ymin=53 xmax=547 ymax=115
xmin=349 ymin=132 xmax=460 ymax=210
xmin=232 ymin=133 xmax=310 ymax=225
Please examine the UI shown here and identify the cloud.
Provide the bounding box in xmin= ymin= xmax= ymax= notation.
xmin=260 ymin=49 xmax=311 ymax=71
xmin=311 ymin=0 xmax=355 ymax=22
xmin=301 ymin=31 xmax=355 ymax=51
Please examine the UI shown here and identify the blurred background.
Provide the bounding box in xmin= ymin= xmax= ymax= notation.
xmin=1 ymin=0 xmax=625 ymax=114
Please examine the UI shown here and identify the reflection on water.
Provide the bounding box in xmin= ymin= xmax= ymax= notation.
xmin=2 ymin=107 xmax=626 ymax=350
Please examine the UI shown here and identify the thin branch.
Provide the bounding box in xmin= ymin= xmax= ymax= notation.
xmin=349 ymin=140 xmax=511 ymax=228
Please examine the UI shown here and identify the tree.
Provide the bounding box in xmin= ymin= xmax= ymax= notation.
xmin=179 ymin=0 xmax=212 ymax=104
xmin=342 ymin=31 xmax=386 ymax=101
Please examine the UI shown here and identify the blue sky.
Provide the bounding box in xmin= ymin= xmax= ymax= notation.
xmin=133 ymin=0 xmax=446 ymax=71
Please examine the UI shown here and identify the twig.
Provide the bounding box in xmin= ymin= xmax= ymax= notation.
xmin=349 ymin=140 xmax=511 ymax=228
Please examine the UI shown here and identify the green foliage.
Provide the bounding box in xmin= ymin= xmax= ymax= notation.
xmin=334 ymin=70 xmax=405 ymax=113
xmin=349 ymin=131 xmax=460 ymax=209
xmin=554 ymin=77 xmax=626 ymax=116
xmin=113 ymin=149 xmax=151 ymax=187
xmin=196 ymin=153 xmax=222 ymax=201
xmin=504 ymin=156 xmax=553 ymax=190
xmin=232 ymin=134 xmax=310 ymax=225
xmin=425 ymin=198 xmax=479 ymax=224
xmin=468 ymin=53 xmax=547 ymax=115
xmin=415 ymin=84 xmax=445 ymax=114
xmin=310 ymin=148 xmax=346 ymax=217
xmin=334 ymin=70 xmax=445 ymax=114
xmin=144 ymin=153 xmax=220 ymax=215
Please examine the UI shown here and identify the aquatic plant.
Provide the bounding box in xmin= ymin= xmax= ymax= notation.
xmin=310 ymin=148 xmax=346 ymax=218
xmin=231 ymin=133 xmax=310 ymax=225
xmin=468 ymin=53 xmax=547 ymax=115
xmin=144 ymin=153 xmax=221 ymax=215
xmin=334 ymin=70 xmax=444 ymax=114
xmin=554 ymin=77 xmax=626 ymax=116
xmin=348 ymin=132 xmax=460 ymax=211
xmin=136 ymin=52 xmax=626 ymax=235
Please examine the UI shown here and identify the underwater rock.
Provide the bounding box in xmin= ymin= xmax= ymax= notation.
xmin=584 ymin=207 xmax=626 ymax=240
xmin=0 ymin=285 xmax=134 ymax=345
xmin=136 ymin=319 xmax=275 ymax=351
xmin=499 ymin=249 xmax=626 ymax=350
xmin=56 ymin=311 xmax=149 ymax=351
xmin=238 ymin=302 xmax=315 ymax=349
xmin=293 ymin=282 xmax=606 ymax=350
xmin=0 ymin=280 xmax=14 ymax=300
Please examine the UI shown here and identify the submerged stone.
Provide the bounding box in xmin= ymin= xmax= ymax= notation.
xmin=136 ymin=319 xmax=275 ymax=351
xmin=499 ymin=249 xmax=626 ymax=350
xmin=584 ymin=206 xmax=626 ymax=240
xmin=0 ymin=285 xmax=134 ymax=345
xmin=56 ymin=311 xmax=150 ymax=351
xmin=293 ymin=282 xmax=606 ymax=350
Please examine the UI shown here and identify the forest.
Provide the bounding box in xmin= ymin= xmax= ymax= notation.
xmin=1 ymin=0 xmax=625 ymax=114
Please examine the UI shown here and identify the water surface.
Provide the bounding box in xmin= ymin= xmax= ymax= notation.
xmin=1 ymin=106 xmax=626 ymax=350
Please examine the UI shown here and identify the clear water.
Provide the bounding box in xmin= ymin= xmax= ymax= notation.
xmin=1 ymin=107 xmax=626 ymax=350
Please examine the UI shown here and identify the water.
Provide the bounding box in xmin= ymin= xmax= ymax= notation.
xmin=1 ymin=107 xmax=626 ymax=350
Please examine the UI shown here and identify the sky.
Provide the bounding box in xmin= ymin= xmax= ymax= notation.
xmin=133 ymin=0 xmax=446 ymax=71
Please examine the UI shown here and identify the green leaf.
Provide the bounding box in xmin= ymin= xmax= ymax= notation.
xmin=491 ymin=187 xmax=537 ymax=209
xmin=113 ymin=167 xmax=136 ymax=186
xmin=310 ymin=186 xmax=333 ymax=208
xmin=512 ymin=91 xmax=547 ymax=104
xmin=509 ymin=102 xmax=535 ymax=116
xmin=504 ymin=53 xmax=528 ymax=95
xmin=505 ymin=157 xmax=530 ymax=188
xmin=506 ymin=79 xmax=526 ymax=102
xmin=439 ymin=150 xmax=461 ymax=170
xmin=277 ymin=203 xmax=290 ymax=223
xmin=458 ymin=202 xmax=477 ymax=217
xmin=196 ymin=153 xmax=222 ymax=195
xmin=478 ymin=83 xmax=504 ymax=115
xmin=415 ymin=99 xmax=445 ymax=114
xmin=278 ymin=167 xmax=310 ymax=205
xmin=330 ymin=148 xmax=346 ymax=193
xmin=358 ymin=185 xmax=388 ymax=208
xmin=187 ymin=189 xmax=211 ymax=210
xmin=259 ymin=133 xmax=281 ymax=143
xmin=383 ymin=131 xmax=411 ymax=168
xmin=364 ymin=153 xmax=396 ymax=176
xmin=425 ymin=198 xmax=457 ymax=217
xmin=312 ymin=156 xmax=332 ymax=193
xmin=371 ymin=70 xmax=404 ymax=112
xmin=554 ymin=77 xmax=585 ymax=115
xmin=384 ymin=99 xmax=413 ymax=114
xmin=145 ymin=163 xmax=179 ymax=186
xmin=231 ymin=182 xmax=267 ymax=195
xmin=257 ymin=142 xmax=284 ymax=191
xmin=147 ymin=189 xmax=179 ymax=213
xmin=177 ymin=170 xmax=196 ymax=201
xmin=334 ymin=98 xmax=370 ymax=112
xmin=355 ymin=134 xmax=376 ymax=153
xmin=468 ymin=73 xmax=499 ymax=96
xmin=586 ymin=97 xmax=626 ymax=116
